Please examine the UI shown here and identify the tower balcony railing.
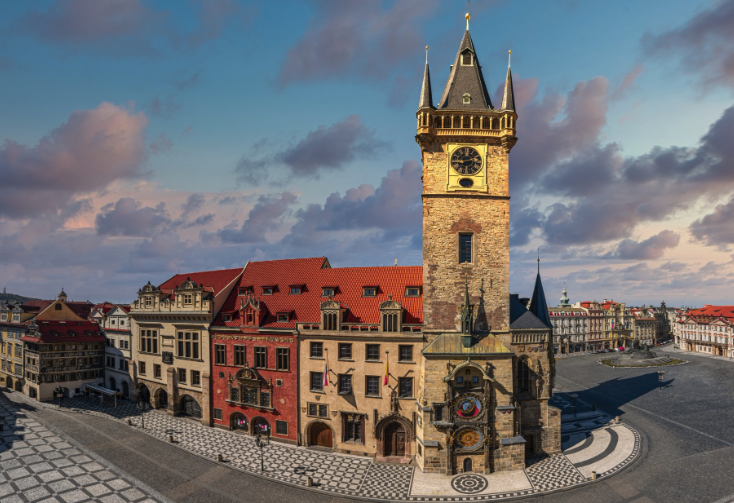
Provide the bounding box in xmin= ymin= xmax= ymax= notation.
xmin=511 ymin=332 xmax=547 ymax=345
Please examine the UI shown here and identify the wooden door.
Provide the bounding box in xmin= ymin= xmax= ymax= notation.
xmin=310 ymin=422 xmax=332 ymax=448
xmin=384 ymin=423 xmax=406 ymax=456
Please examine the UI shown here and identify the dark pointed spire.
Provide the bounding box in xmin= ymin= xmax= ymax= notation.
xmin=418 ymin=46 xmax=434 ymax=109
xmin=437 ymin=14 xmax=493 ymax=110
xmin=461 ymin=275 xmax=473 ymax=336
xmin=501 ymin=51 xmax=515 ymax=111
xmin=528 ymin=254 xmax=552 ymax=328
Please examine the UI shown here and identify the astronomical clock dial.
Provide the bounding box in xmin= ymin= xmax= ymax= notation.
xmin=454 ymin=427 xmax=484 ymax=450
xmin=455 ymin=394 xmax=483 ymax=419
xmin=451 ymin=147 xmax=482 ymax=175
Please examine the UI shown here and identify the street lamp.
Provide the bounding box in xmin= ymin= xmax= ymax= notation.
xmin=657 ymin=371 xmax=666 ymax=391
xmin=570 ymin=394 xmax=578 ymax=417
xmin=255 ymin=429 xmax=270 ymax=472
xmin=53 ymin=386 xmax=64 ymax=407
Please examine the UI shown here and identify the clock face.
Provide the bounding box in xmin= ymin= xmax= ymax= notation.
xmin=451 ymin=147 xmax=482 ymax=175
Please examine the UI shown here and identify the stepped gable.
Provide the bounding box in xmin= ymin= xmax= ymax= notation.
xmin=212 ymin=257 xmax=423 ymax=330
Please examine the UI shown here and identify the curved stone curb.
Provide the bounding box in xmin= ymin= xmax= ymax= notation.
xmin=4 ymin=391 xmax=644 ymax=502
xmin=597 ymin=358 xmax=690 ymax=368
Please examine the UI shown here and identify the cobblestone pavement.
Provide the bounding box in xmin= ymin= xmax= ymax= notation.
xmin=2 ymin=391 xmax=641 ymax=502
xmin=0 ymin=396 xmax=171 ymax=503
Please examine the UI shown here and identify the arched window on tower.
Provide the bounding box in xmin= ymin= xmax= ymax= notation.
xmin=463 ymin=93 xmax=471 ymax=105
xmin=518 ymin=357 xmax=530 ymax=393
xmin=461 ymin=50 xmax=473 ymax=66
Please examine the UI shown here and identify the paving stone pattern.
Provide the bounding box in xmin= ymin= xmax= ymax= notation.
xmin=5 ymin=393 xmax=641 ymax=502
xmin=0 ymin=397 xmax=169 ymax=503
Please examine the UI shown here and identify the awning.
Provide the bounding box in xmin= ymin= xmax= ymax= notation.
xmin=83 ymin=384 xmax=119 ymax=396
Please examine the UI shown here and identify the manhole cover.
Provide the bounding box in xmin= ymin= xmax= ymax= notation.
xmin=451 ymin=474 xmax=488 ymax=494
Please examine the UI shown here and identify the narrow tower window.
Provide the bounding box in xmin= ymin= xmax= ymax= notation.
xmin=459 ymin=234 xmax=472 ymax=264
xmin=463 ymin=94 xmax=471 ymax=104
xmin=461 ymin=51 xmax=473 ymax=65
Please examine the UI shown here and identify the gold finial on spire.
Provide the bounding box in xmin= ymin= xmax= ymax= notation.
xmin=508 ymin=50 xmax=512 ymax=68
xmin=465 ymin=12 xmax=471 ymax=30
xmin=425 ymin=45 xmax=429 ymax=64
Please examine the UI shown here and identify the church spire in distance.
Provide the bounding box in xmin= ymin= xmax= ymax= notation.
xmin=418 ymin=46 xmax=434 ymax=109
xmin=529 ymin=251 xmax=552 ymax=328
xmin=501 ymin=50 xmax=515 ymax=111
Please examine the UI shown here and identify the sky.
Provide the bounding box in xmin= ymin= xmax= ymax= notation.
xmin=1 ymin=0 xmax=733 ymax=307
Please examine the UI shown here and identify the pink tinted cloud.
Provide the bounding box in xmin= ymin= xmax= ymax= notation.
xmin=0 ymin=102 xmax=148 ymax=218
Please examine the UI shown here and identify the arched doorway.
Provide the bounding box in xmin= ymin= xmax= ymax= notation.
xmin=14 ymin=381 xmax=22 ymax=392
xmin=138 ymin=384 xmax=151 ymax=403
xmin=109 ymin=377 xmax=116 ymax=392
xmin=121 ymin=381 xmax=129 ymax=399
xmin=463 ymin=458 xmax=473 ymax=473
xmin=6 ymin=377 xmax=12 ymax=389
xmin=309 ymin=422 xmax=333 ymax=448
xmin=29 ymin=387 xmax=37 ymax=399
xmin=384 ymin=422 xmax=406 ymax=457
xmin=252 ymin=417 xmax=270 ymax=435
xmin=230 ymin=412 xmax=248 ymax=432
xmin=156 ymin=389 xmax=168 ymax=409
xmin=180 ymin=395 xmax=201 ymax=418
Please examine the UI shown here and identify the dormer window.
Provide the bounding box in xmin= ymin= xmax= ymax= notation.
xmin=289 ymin=286 xmax=302 ymax=295
xmin=55 ymin=304 xmax=62 ymax=311
xmin=406 ymin=287 xmax=421 ymax=297
xmin=222 ymin=314 xmax=232 ymax=322
xmin=262 ymin=287 xmax=273 ymax=295
xmin=144 ymin=297 xmax=152 ymax=307
xmin=183 ymin=294 xmax=193 ymax=305
xmin=322 ymin=287 xmax=335 ymax=297
xmin=238 ymin=287 xmax=253 ymax=296
xmin=362 ymin=287 xmax=377 ymax=297
xmin=463 ymin=93 xmax=471 ymax=104
xmin=461 ymin=50 xmax=473 ymax=65
xmin=246 ymin=313 xmax=254 ymax=324
xmin=277 ymin=313 xmax=290 ymax=323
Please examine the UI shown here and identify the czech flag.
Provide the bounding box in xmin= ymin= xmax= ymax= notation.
xmin=323 ymin=353 xmax=329 ymax=387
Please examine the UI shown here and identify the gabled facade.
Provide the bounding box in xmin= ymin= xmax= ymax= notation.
xmin=99 ymin=304 xmax=133 ymax=398
xmin=676 ymin=305 xmax=734 ymax=357
xmin=129 ymin=268 xmax=244 ymax=425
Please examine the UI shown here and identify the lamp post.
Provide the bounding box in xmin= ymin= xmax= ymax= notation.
xmin=54 ymin=386 xmax=63 ymax=407
xmin=657 ymin=371 xmax=666 ymax=391
xmin=255 ymin=429 xmax=270 ymax=472
xmin=570 ymin=394 xmax=578 ymax=417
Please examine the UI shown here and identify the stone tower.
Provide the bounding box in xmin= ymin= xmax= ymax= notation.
xmin=415 ymin=14 xmax=560 ymax=475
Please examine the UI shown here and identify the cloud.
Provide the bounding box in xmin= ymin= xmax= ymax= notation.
xmin=611 ymin=65 xmax=646 ymax=100
xmin=181 ymin=193 xmax=206 ymax=216
xmin=642 ymin=0 xmax=734 ymax=91
xmin=95 ymin=198 xmax=171 ymax=237
xmin=276 ymin=0 xmax=436 ymax=90
xmin=609 ymin=230 xmax=680 ymax=260
xmin=0 ymin=102 xmax=147 ymax=219
xmin=217 ymin=192 xmax=298 ymax=244
xmin=149 ymin=94 xmax=182 ymax=119
xmin=236 ymin=115 xmax=389 ymax=184
xmin=689 ymin=194 xmax=734 ymax=247
xmin=148 ymin=133 xmax=173 ymax=154
xmin=23 ymin=0 xmax=248 ymax=57
xmin=282 ymin=160 xmax=422 ymax=249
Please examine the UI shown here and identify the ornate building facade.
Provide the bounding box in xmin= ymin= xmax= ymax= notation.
xmin=129 ymin=268 xmax=244 ymax=425
xmin=414 ymin=17 xmax=559 ymax=475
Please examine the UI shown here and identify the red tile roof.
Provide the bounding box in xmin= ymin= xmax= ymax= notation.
xmin=21 ymin=300 xmax=53 ymax=313
xmin=157 ymin=268 xmax=244 ymax=299
xmin=21 ymin=320 xmax=105 ymax=343
xmin=92 ymin=302 xmax=116 ymax=315
xmin=685 ymin=305 xmax=734 ymax=320
xmin=212 ymin=258 xmax=423 ymax=330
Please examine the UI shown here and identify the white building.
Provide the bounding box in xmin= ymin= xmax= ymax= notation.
xmin=92 ymin=303 xmax=134 ymax=398
xmin=550 ymin=285 xmax=590 ymax=353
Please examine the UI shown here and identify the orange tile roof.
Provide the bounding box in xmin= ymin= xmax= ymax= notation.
xmin=158 ymin=268 xmax=244 ymax=298
xmin=212 ymin=257 xmax=423 ymax=329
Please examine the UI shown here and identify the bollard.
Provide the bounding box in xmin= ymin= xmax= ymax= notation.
xmin=591 ymin=471 xmax=597 ymax=480
xmin=306 ymin=477 xmax=314 ymax=487
xmin=217 ymin=454 xmax=224 ymax=462
xmin=168 ymin=435 xmax=174 ymax=443
xmin=615 ymin=416 xmax=620 ymax=423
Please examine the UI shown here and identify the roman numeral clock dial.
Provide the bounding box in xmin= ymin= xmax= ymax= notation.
xmin=451 ymin=147 xmax=482 ymax=175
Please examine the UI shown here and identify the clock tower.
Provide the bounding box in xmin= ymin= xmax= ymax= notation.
xmin=416 ymin=14 xmax=560 ymax=475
